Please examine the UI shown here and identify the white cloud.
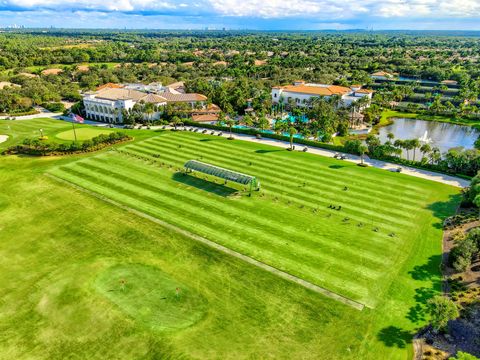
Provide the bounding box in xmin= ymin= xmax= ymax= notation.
xmin=209 ymin=0 xmax=480 ymax=19
xmin=1 ymin=0 xmax=480 ymax=19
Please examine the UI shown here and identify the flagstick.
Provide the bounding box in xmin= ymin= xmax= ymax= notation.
xmin=72 ymin=120 xmax=77 ymax=142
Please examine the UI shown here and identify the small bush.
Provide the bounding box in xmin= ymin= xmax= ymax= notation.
xmin=42 ymin=102 xmax=65 ymax=113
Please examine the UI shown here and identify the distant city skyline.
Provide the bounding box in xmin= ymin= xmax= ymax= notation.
xmin=0 ymin=0 xmax=479 ymax=30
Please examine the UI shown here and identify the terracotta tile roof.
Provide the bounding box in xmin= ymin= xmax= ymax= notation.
xmin=213 ymin=61 xmax=228 ymax=66
xmin=166 ymin=81 xmax=185 ymax=90
xmin=141 ymin=93 xmax=168 ymax=103
xmin=96 ymin=83 xmax=125 ymax=91
xmin=0 ymin=81 xmax=20 ymax=89
xmin=41 ymin=68 xmax=63 ymax=75
xmin=77 ymin=65 xmax=89 ymax=72
xmin=161 ymin=92 xmax=207 ymax=102
xmin=191 ymin=114 xmax=219 ymax=122
xmin=441 ymin=80 xmax=458 ymax=85
xmin=94 ymin=88 xmax=167 ymax=103
xmin=371 ymin=71 xmax=394 ymax=77
xmin=254 ymin=59 xmax=267 ymax=66
xmin=191 ymin=103 xmax=221 ymax=114
xmin=17 ymin=72 xmax=38 ymax=78
xmin=279 ymin=84 xmax=351 ymax=96
xmin=355 ymin=89 xmax=374 ymax=94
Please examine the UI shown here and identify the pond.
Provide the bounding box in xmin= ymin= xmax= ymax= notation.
xmin=378 ymin=118 xmax=480 ymax=154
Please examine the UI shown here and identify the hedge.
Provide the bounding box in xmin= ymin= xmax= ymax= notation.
xmin=181 ymin=120 xmax=344 ymax=152
xmin=3 ymin=132 xmax=132 ymax=156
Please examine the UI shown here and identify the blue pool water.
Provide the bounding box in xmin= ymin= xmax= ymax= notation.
xmin=232 ymin=125 xmax=304 ymax=139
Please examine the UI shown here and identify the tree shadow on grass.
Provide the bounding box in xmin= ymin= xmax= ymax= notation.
xmin=377 ymin=255 xmax=443 ymax=348
xmin=406 ymin=287 xmax=437 ymax=323
xmin=377 ymin=326 xmax=412 ymax=348
xmin=172 ymin=172 xmax=238 ymax=197
xmin=426 ymin=193 xmax=463 ymax=229
xmin=329 ymin=164 xmax=345 ymax=169
xmin=408 ymin=254 xmax=442 ymax=281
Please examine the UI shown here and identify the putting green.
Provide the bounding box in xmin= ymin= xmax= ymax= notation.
xmin=95 ymin=264 xmax=207 ymax=331
xmin=56 ymin=128 xmax=113 ymax=141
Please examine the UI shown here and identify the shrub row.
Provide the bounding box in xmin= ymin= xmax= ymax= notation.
xmin=0 ymin=109 xmax=40 ymax=117
xmin=3 ymin=131 xmax=132 ymax=156
xmin=182 ymin=120 xmax=345 ymax=152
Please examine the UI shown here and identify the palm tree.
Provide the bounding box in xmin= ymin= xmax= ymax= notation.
xmin=288 ymin=126 xmax=297 ymax=150
xmin=420 ymin=143 xmax=432 ymax=161
xmin=410 ymin=139 xmax=420 ymax=161
xmin=393 ymin=139 xmax=404 ymax=153
xmin=225 ymin=118 xmax=235 ymax=139
xmin=429 ymin=147 xmax=441 ymax=164
xmin=274 ymin=120 xmax=284 ymax=135
xmin=387 ymin=132 xmax=395 ymax=142
xmin=171 ymin=116 xmax=182 ymax=130
xmin=257 ymin=116 xmax=269 ymax=131
xmin=402 ymin=140 xmax=413 ymax=161
xmin=359 ymin=144 xmax=368 ymax=165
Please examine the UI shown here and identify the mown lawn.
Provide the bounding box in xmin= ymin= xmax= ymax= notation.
xmin=0 ymin=118 xmax=461 ymax=359
xmin=0 ymin=118 xmax=151 ymax=150
xmin=55 ymin=128 xmax=113 ymax=141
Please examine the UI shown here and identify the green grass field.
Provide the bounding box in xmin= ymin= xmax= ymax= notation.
xmin=56 ymin=128 xmax=113 ymax=141
xmin=0 ymin=118 xmax=461 ymax=359
xmin=49 ymin=131 xmax=455 ymax=308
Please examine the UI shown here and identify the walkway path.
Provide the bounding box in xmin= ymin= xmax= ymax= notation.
xmin=46 ymin=173 xmax=366 ymax=311
xmin=0 ymin=107 xmax=63 ymax=120
xmin=177 ymin=127 xmax=469 ymax=188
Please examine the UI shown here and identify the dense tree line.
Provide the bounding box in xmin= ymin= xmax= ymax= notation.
xmin=0 ymin=30 xmax=478 ymax=115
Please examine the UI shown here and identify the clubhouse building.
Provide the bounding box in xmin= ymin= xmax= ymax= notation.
xmin=271 ymin=81 xmax=373 ymax=108
xmin=83 ymin=83 xmax=210 ymax=123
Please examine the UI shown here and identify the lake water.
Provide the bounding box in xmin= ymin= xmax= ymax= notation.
xmin=378 ymin=118 xmax=479 ymax=154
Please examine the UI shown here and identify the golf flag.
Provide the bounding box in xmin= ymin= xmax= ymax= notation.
xmin=71 ymin=113 xmax=84 ymax=123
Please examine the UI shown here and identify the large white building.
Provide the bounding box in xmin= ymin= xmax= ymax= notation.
xmin=83 ymin=83 xmax=208 ymax=123
xmin=271 ymin=81 xmax=373 ymax=108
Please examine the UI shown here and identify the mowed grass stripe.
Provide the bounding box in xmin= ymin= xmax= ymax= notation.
xmin=45 ymin=173 xmax=366 ymax=311
xmin=50 ymin=164 xmax=371 ymax=302
xmin=59 ymin=159 xmax=385 ymax=281
xmin=146 ymin=135 xmax=424 ymax=202
xmin=89 ymin=154 xmax=398 ymax=263
xmin=98 ymin=153 xmax=402 ymax=255
xmin=151 ymin=133 xmax=426 ymax=198
xmin=122 ymin=144 xmax=410 ymax=234
xmin=174 ymin=131 xmax=429 ymax=195
xmin=144 ymin=136 xmax=424 ymax=211
xmin=127 ymin=141 xmax=415 ymax=229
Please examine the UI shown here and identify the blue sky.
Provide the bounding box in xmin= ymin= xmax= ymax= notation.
xmin=0 ymin=0 xmax=479 ymax=30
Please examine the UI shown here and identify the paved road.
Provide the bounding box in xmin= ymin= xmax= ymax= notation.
xmin=0 ymin=109 xmax=63 ymax=120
